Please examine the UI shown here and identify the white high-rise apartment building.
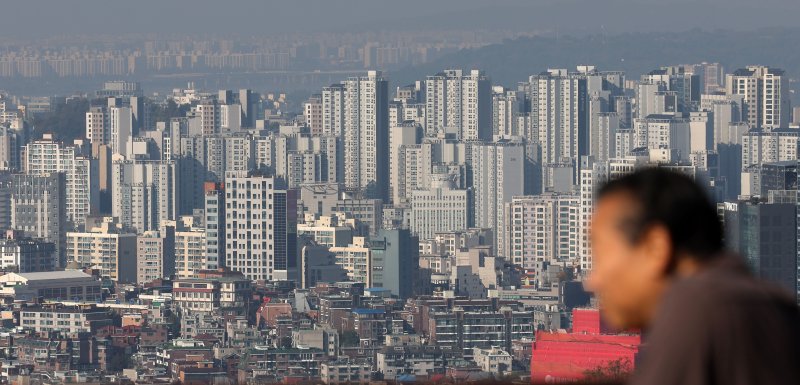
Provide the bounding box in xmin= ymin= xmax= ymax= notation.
xmin=700 ymin=94 xmax=745 ymax=148
xmin=425 ymin=69 xmax=491 ymax=140
xmin=741 ymin=128 xmax=800 ymax=169
xmin=633 ymin=115 xmax=691 ymax=160
xmin=112 ymin=159 xmax=177 ymax=233
xmin=527 ymin=69 xmax=587 ymax=168
xmin=396 ymin=136 xmax=470 ymax=205
xmin=726 ymin=66 xmax=791 ymax=130
xmin=506 ymin=193 xmax=579 ymax=270
xmin=578 ymin=163 xmax=603 ymax=273
xmin=343 ymin=71 xmax=389 ymax=196
xmin=204 ymin=183 xmax=225 ymax=271
xmin=589 ymin=112 xmax=620 ymax=161
xmin=635 ymin=82 xmax=673 ymax=120
xmin=303 ymin=94 xmax=323 ymax=135
xmin=85 ymin=106 xmax=109 ymax=145
xmin=262 ymin=132 xmax=340 ymax=187
xmin=389 ymin=100 xmax=425 ymax=129
xmin=136 ymin=230 xmax=173 ymax=284
xmin=284 ymin=152 xmax=323 ymax=189
xmin=492 ymin=87 xmax=525 ymax=137
xmin=224 ymin=171 xmax=296 ymax=281
xmin=220 ymin=104 xmax=242 ymax=132
xmin=397 ymin=144 xmax=423 ymax=205
xmin=194 ymin=101 xmax=221 ymax=135
xmin=389 ymin=122 xmax=421 ymax=204
xmin=641 ymin=66 xmax=699 ymax=113
xmin=170 ymin=217 xmax=208 ymax=279
xmin=224 ymin=134 xmax=256 ymax=172
xmin=578 ymin=156 xmax=645 ymax=272
xmin=471 ymin=140 xmax=526 ymax=258
xmin=24 ymin=134 xmax=99 ymax=229
xmin=109 ymin=106 xmax=132 ymax=156
xmin=330 ymin=237 xmax=371 ymax=285
xmin=322 ymin=84 xmax=345 ymax=136
xmin=410 ymin=177 xmax=472 ymax=241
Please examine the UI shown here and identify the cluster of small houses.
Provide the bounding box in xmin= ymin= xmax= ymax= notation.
xmin=0 ymin=265 xmax=588 ymax=385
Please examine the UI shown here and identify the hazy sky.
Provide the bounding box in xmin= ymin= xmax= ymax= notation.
xmin=3 ymin=0 xmax=800 ymax=39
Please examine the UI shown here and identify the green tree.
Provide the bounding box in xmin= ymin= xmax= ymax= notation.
xmin=150 ymin=99 xmax=190 ymax=123
xmin=31 ymin=98 xmax=91 ymax=141
xmin=340 ymin=330 xmax=360 ymax=347
xmin=583 ymin=358 xmax=633 ymax=382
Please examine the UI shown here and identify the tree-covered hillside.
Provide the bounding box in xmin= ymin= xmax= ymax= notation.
xmin=392 ymin=28 xmax=800 ymax=87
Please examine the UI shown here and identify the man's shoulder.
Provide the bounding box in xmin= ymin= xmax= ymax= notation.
xmin=647 ymin=254 xmax=800 ymax=385
xmin=666 ymin=254 xmax=797 ymax=316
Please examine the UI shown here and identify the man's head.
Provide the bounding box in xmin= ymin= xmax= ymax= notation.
xmin=587 ymin=168 xmax=724 ymax=330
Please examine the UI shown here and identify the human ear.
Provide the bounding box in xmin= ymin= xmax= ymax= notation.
xmin=638 ymin=225 xmax=673 ymax=277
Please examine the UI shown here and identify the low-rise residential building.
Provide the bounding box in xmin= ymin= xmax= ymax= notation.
xmin=65 ymin=218 xmax=137 ymax=282
xmin=428 ymin=308 xmax=534 ymax=359
xmin=330 ymin=237 xmax=371 ymax=285
xmin=298 ymin=214 xmax=354 ymax=247
xmin=172 ymin=217 xmax=208 ymax=279
xmin=0 ymin=270 xmax=102 ymax=302
xmin=172 ymin=269 xmax=251 ymax=315
xmin=238 ymin=346 xmax=326 ymax=383
xmin=473 ymin=346 xmax=512 ymax=376
xmin=292 ymin=327 xmax=339 ymax=356
xmin=136 ymin=229 xmax=174 ymax=284
xmin=321 ymin=360 xmax=371 ymax=384
xmin=155 ymin=339 xmax=214 ymax=377
xmin=172 ymin=279 xmax=219 ymax=315
xmin=0 ymin=230 xmax=56 ymax=272
xmin=332 ymin=198 xmax=382 ymax=236
xmin=16 ymin=335 xmax=111 ymax=373
xmin=19 ymin=305 xmax=113 ymax=335
xmin=376 ymin=344 xmax=461 ymax=380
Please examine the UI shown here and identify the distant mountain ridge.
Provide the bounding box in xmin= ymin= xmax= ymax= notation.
xmin=391 ymin=28 xmax=800 ymax=89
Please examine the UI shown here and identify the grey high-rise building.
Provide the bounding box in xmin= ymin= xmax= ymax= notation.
xmin=722 ymin=200 xmax=797 ymax=299
xmin=369 ymin=229 xmax=419 ymax=299
xmin=697 ymin=62 xmax=725 ymax=94
xmin=760 ymin=161 xmax=798 ymax=194
xmin=11 ymin=173 xmax=66 ymax=268
xmin=239 ymin=89 xmax=259 ymax=128
xmin=642 ymin=66 xmax=700 ymax=112
xmin=0 ymin=126 xmax=22 ymax=172
xmin=470 ymin=139 xmax=526 ymax=258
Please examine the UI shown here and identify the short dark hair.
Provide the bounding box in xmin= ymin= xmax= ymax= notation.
xmin=597 ymin=168 xmax=724 ymax=261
